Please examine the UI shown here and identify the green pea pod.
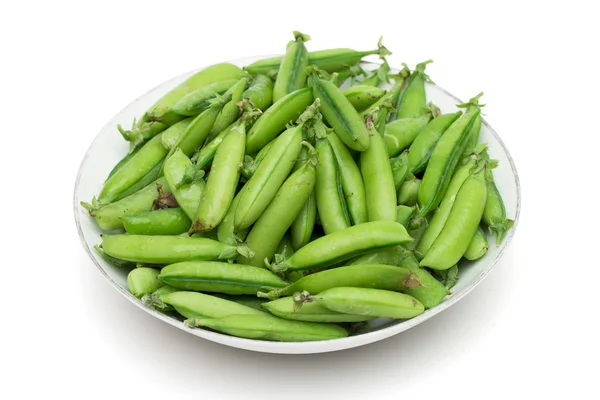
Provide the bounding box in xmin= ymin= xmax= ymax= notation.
xmin=246 ymin=87 xmax=313 ymax=154
xmin=158 ymin=261 xmax=286 ymax=295
xmin=342 ymin=85 xmax=386 ymax=112
xmin=216 ymin=191 xmax=249 ymax=246
xmin=327 ymin=131 xmax=367 ymax=225
xmin=396 ymin=205 xmax=417 ymax=228
xmin=398 ymin=253 xmax=448 ymax=308
xmin=397 ymin=174 xmax=421 ymax=206
xmin=332 ymin=64 xmax=367 ymax=87
xmin=361 ymin=112 xmax=397 ymax=222
xmin=118 ymin=120 xmax=170 ymax=153
xmin=383 ymin=111 xmax=433 ymax=157
xmin=269 ymin=221 xmax=413 ymax=273
xmin=421 ymin=167 xmax=488 ymax=270
xmin=483 ymin=169 xmax=514 ymax=245
xmin=187 ymin=313 xmax=348 ymax=342
xmin=94 ymin=244 xmax=135 ymax=268
xmin=390 ymin=150 xmax=410 ymax=191
xmin=127 ymin=267 xmax=163 ymax=298
xmin=163 ymin=148 xmax=205 ymax=219
xmin=307 ymin=287 xmax=424 ymax=319
xmin=263 ymin=297 xmax=372 ymax=323
xmin=237 ymin=149 xmax=317 ymax=267
xmin=243 ymin=74 xmax=273 ymax=111
xmin=418 ymin=107 xmax=482 ymax=216
xmin=83 ymin=178 xmax=171 ymax=231
xmin=209 ymin=78 xmax=250 ymax=137
xmin=101 ymin=235 xmax=238 ymax=264
xmin=106 ymin=146 xmax=140 ymax=181
xmin=240 ymin=140 xmax=274 ymax=179
xmin=394 ymin=60 xmax=432 ymax=120
xmin=291 ymin=191 xmax=317 ymax=250
xmin=275 ymin=235 xmax=295 ymax=260
xmin=160 ymin=291 xmax=265 ymax=319
xmin=458 ymin=93 xmax=485 ymax=157
xmin=171 ymin=79 xmax=240 ymax=116
xmin=361 ymin=57 xmax=391 ymax=87
xmin=407 ymin=111 xmax=463 ymax=174
xmin=122 ymin=208 xmax=191 ymax=235
xmin=436 ymin=264 xmax=459 ymax=290
xmin=405 ymin=214 xmax=428 ymax=251
xmin=141 ymin=285 xmax=180 ymax=313
xmin=310 ymin=70 xmax=370 ymax=151
xmin=192 ymin=122 xmax=234 ymax=170
xmin=273 ymin=31 xmax=311 ymax=102
xmin=349 ymin=245 xmax=410 ymax=266
xmin=359 ymin=71 xmax=409 ymax=136
xmin=464 ymin=226 xmax=489 ymax=261
xmin=110 ymin=158 xmax=165 ymax=202
xmin=212 ymin=294 xmax=268 ymax=312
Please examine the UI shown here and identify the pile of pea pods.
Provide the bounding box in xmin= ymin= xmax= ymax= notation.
xmin=82 ymin=32 xmax=514 ymax=342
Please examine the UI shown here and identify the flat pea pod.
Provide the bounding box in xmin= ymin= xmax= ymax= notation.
xmin=308 ymin=287 xmax=424 ymax=319
xmin=483 ymin=169 xmax=514 ymax=245
xmin=122 ymin=208 xmax=191 ymax=235
xmin=464 ymin=226 xmax=489 ymax=261
xmin=160 ymin=291 xmax=265 ymax=319
xmin=243 ymin=74 xmax=273 ymax=111
xmin=262 ymin=297 xmax=372 ymax=323
xmin=158 ymin=261 xmax=286 ymax=295
xmin=216 ymin=191 xmax=249 ymax=246
xmin=209 ymin=78 xmax=250 ymax=137
xmin=240 ymin=139 xmax=275 ymax=179
xmin=273 ymin=31 xmax=310 ymax=102
xmin=397 ymin=174 xmax=421 ymax=206
xmin=396 ymin=205 xmax=417 ymax=228
xmin=246 ymin=87 xmax=313 ymax=154
xmin=163 ymin=148 xmax=205 ymax=219
xmin=421 ymin=168 xmax=488 ymax=270
xmin=398 ymin=253 xmax=448 ymax=308
xmin=361 ymin=118 xmax=397 ymax=222
xmin=101 ymin=235 xmax=238 ymax=264
xmin=192 ymin=122 xmax=234 ymax=170
xmin=315 ymin=137 xmax=351 ymax=234
xmin=342 ymin=85 xmax=386 ymax=112
xmin=327 ymin=130 xmax=367 ymax=225
xmin=171 ymin=79 xmax=239 ymax=116
xmin=97 ymin=118 xmax=192 ymax=205
xmin=83 ymin=178 xmax=171 ymax=231
xmin=458 ymin=93 xmax=485 ymax=157
xmin=394 ymin=60 xmax=432 ymax=119
xmin=290 ymin=190 xmax=316 ymax=251
xmin=187 ymin=313 xmax=348 ymax=342
xmin=407 ymin=111 xmax=463 ymax=174
xmin=418 ymin=108 xmax=482 ymax=216
xmin=390 ymin=150 xmax=410 ymax=191
xmin=258 ymin=264 xmax=421 ymax=300
xmin=127 ymin=267 xmax=163 ymax=298
xmin=237 ymin=151 xmax=317 ymax=267
xmin=310 ymin=71 xmax=370 ymax=151
xmin=383 ymin=112 xmax=433 ymax=157
xmin=269 ymin=221 xmax=413 ymax=273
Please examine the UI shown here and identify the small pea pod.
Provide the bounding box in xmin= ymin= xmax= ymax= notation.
xmin=464 ymin=226 xmax=489 ymax=261
xmin=393 ymin=60 xmax=433 ymax=120
xmin=127 ymin=267 xmax=163 ymax=298
xmin=458 ymin=92 xmax=485 ymax=157
xmin=396 ymin=205 xmax=416 ymax=228
xmin=341 ymin=85 xmax=386 ymax=112
xmin=273 ymin=31 xmax=311 ymax=102
xmin=290 ymin=191 xmax=316 ymax=250
xmin=240 ymin=140 xmax=275 ymax=180
xmin=421 ymin=167 xmax=488 ymax=270
xmin=209 ymin=78 xmax=250 ymax=138
xmin=186 ymin=313 xmax=348 ymax=342
xmin=122 ymin=208 xmax=191 ymax=235
xmin=101 ymin=235 xmax=239 ymax=264
xmin=397 ymin=174 xmax=421 ymax=206
xmin=163 ymin=148 xmax=205 ymax=219
xmin=398 ymin=253 xmax=448 ymax=308
xmin=171 ymin=79 xmax=240 ymax=116
xmin=262 ymin=297 xmax=372 ymax=323
xmin=110 ymin=159 xmax=165 ymax=203
xmin=243 ymin=74 xmax=273 ymax=111
xmin=268 ymin=221 xmax=413 ymax=273
xmin=216 ymin=191 xmax=249 ymax=246
xmin=483 ymin=169 xmax=514 ymax=245
xmin=159 ymin=291 xmax=265 ymax=319
xmin=305 ymin=287 xmax=424 ymax=319
xmin=158 ymin=261 xmax=286 ymax=295
xmin=407 ymin=111 xmax=463 ymax=174
xmin=383 ymin=109 xmax=435 ymax=157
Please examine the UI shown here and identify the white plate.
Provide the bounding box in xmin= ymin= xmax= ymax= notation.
xmin=73 ymin=56 xmax=521 ymax=354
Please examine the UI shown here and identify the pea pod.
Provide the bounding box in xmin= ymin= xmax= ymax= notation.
xmin=290 ymin=148 xmax=317 ymax=251
xmin=483 ymin=169 xmax=514 ymax=245
xmin=407 ymin=111 xmax=463 ymax=174
xmin=171 ymin=79 xmax=240 ymax=116
xmin=396 ymin=205 xmax=416 ymax=228
xmin=332 ymin=64 xmax=366 ymax=87
xmin=464 ymin=226 xmax=489 ymax=260
xmin=192 ymin=122 xmax=234 ymax=170
xmin=397 ymin=174 xmax=421 ymax=206
xmin=349 ymin=245 xmax=410 ymax=266
xmin=398 ymin=253 xmax=448 ymax=308
xmin=458 ymin=93 xmax=485 ymax=157
xmin=272 ymin=31 xmax=310 ymax=102
xmin=421 ymin=167 xmax=488 ymax=270
xmin=269 ymin=221 xmax=413 ymax=273
xmin=159 ymin=291 xmax=265 ymax=319
xmin=390 ymin=150 xmax=409 ymax=191
xmin=361 ymin=57 xmax=391 ymax=87
xmin=305 ymin=287 xmax=424 ymax=319
xmin=263 ymin=297 xmax=371 ymax=323
xmin=405 ymin=214 xmax=428 ymax=251
xmin=342 ymin=85 xmax=386 ymax=112
xmin=275 ymin=235 xmax=295 ymax=260
xmin=101 ymin=234 xmax=239 ymax=264
xmin=187 ymin=313 xmax=348 ymax=341
xmin=212 ymin=294 xmax=268 ymax=312
xmin=118 ymin=120 xmax=169 ymax=152
xmin=436 ymin=264 xmax=459 ymax=290
xmin=216 ymin=191 xmax=249 ymax=246
xmin=122 ymin=208 xmax=191 ymax=235
xmin=110 ymin=158 xmax=165 ymax=203
xmin=394 ymin=60 xmax=432 ymax=120
xmin=158 ymin=261 xmax=286 ymax=295
xmin=383 ymin=110 xmax=434 ymax=157
xmin=418 ymin=107 xmax=482 ymax=216
xmin=141 ymin=285 xmax=180 ymax=312
xmin=209 ymin=78 xmax=250 ymax=137
xmin=163 ymin=148 xmax=205 ymax=219
xmin=243 ymin=74 xmax=273 ymax=111
xmin=240 ymin=140 xmax=274 ymax=179
xmin=246 ymin=87 xmax=313 ymax=154
xmin=127 ymin=267 xmax=163 ymax=298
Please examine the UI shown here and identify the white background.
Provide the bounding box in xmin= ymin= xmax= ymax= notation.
xmin=2 ymin=1 xmax=599 ymax=398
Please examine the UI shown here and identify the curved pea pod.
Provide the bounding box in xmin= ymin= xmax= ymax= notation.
xmin=398 ymin=253 xmax=448 ymax=308
xmin=326 ymin=131 xmax=367 ymax=225
xmin=240 ymin=140 xmax=274 ymax=180
xmin=383 ymin=111 xmax=433 ymax=157
xmin=407 ymin=111 xmax=463 ymax=174
xmin=105 ymin=146 xmax=140 ymax=182
xmin=245 ymin=87 xmax=313 ymax=154
xmin=101 ymin=234 xmax=239 ymax=264
xmin=171 ymin=79 xmax=240 ymax=116
xmin=263 ymin=297 xmax=372 ymax=323
xmin=458 ymin=93 xmax=485 ymax=157
xmin=187 ymin=313 xmax=348 ymax=341
xmin=110 ymin=159 xmax=166 ymax=203
xmin=127 ymin=268 xmax=163 ymax=298
xmin=390 ymin=150 xmax=410 ymax=191
xmin=307 ymin=287 xmax=424 ymax=319
xmin=418 ymin=107 xmax=482 ymax=216
xmin=397 ymin=174 xmax=421 ymax=206
xmin=158 ymin=261 xmax=286 ymax=295
xmin=258 ymin=264 xmax=421 ymax=300
xmin=396 ymin=205 xmax=417 ymax=228
xmin=342 ymin=85 xmax=386 ymax=112
xmin=394 ymin=60 xmax=433 ymax=120
xmin=483 ymin=169 xmax=514 ymax=245
xmin=268 ymin=221 xmax=413 ymax=273
xmin=122 ymin=208 xmax=191 ymax=235
xmin=163 ymin=148 xmax=205 ymax=219
xmin=237 ymin=150 xmax=317 ymax=267
xmin=310 ymin=70 xmax=370 ymax=151
xmin=208 ymin=78 xmax=250 ymax=137
xmin=464 ymin=226 xmax=489 ymax=261
xmin=273 ymin=31 xmax=310 ymax=102
xmin=421 ymin=168 xmax=488 ymax=270
xmin=290 ymin=191 xmax=316 ymax=251
xmin=83 ymin=178 xmax=171 ymax=231
xmin=243 ymin=74 xmax=273 ymax=111
xmin=159 ymin=291 xmax=265 ymax=319
xmin=216 ymin=191 xmax=248 ymax=246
